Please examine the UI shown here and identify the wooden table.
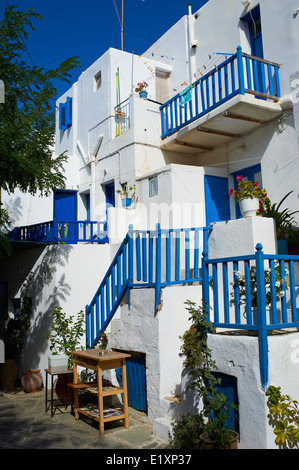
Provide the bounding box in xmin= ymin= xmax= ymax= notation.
xmin=69 ymin=349 xmax=131 ymax=434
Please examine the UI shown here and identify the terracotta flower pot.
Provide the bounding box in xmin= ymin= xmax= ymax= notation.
xmin=200 ymin=430 xmax=239 ymax=449
xmin=21 ymin=369 xmax=44 ymax=393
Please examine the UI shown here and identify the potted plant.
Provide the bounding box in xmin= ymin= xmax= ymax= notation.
xmin=135 ymin=81 xmax=148 ymax=99
xmin=229 ymin=263 xmax=288 ymax=323
xmin=117 ymin=184 xmax=136 ymax=208
xmin=266 ymin=385 xmax=299 ymax=448
xmin=178 ymin=300 xmax=239 ymax=449
xmin=230 ymin=175 xmax=268 ymax=217
xmin=0 ymin=270 xmax=33 ymax=391
xmin=46 ymin=306 xmax=86 ymax=371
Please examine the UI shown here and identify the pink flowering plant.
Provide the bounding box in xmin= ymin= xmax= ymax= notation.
xmin=135 ymin=81 xmax=148 ymax=93
xmin=230 ymin=175 xmax=268 ymax=206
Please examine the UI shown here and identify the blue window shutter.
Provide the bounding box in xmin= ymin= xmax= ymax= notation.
xmin=66 ymin=97 xmax=72 ymax=126
xmin=59 ymin=103 xmax=67 ymax=130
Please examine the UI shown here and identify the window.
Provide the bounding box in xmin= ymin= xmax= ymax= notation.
xmin=94 ymin=70 xmax=102 ymax=91
xmin=155 ymin=70 xmax=170 ymax=103
xmin=149 ymin=176 xmax=158 ymax=197
xmin=59 ymin=97 xmax=72 ymax=130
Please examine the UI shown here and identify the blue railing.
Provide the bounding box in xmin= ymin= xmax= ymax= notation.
xmin=10 ymin=219 xmax=106 ymax=244
xmin=202 ymin=243 xmax=299 ymax=390
xmin=85 ymin=224 xmax=211 ymax=349
xmin=160 ymin=46 xmax=281 ymax=138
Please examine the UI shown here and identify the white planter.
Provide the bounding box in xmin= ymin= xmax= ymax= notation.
xmin=239 ymin=197 xmax=259 ymax=217
xmin=48 ymin=354 xmax=69 ymax=371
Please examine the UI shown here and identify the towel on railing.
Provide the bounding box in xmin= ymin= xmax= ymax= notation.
xmin=179 ymin=85 xmax=192 ymax=105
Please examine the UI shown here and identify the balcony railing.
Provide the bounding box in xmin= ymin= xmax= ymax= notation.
xmin=114 ymin=98 xmax=130 ymax=137
xmin=160 ymin=46 xmax=281 ymax=138
xmin=10 ymin=220 xmax=106 ymax=244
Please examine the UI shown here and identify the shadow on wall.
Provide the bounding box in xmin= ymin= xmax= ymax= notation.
xmin=162 ymin=369 xmax=201 ymax=424
xmin=18 ymin=244 xmax=73 ymax=372
xmin=4 ymin=196 xmax=23 ymax=228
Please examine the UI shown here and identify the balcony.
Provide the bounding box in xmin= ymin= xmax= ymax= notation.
xmin=9 ymin=220 xmax=106 ymax=245
xmin=160 ymin=46 xmax=283 ymax=153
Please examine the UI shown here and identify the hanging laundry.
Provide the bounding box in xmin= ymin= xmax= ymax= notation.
xmin=179 ymin=85 xmax=192 ymax=105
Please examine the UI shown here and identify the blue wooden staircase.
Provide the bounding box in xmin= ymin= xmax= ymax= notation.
xmin=85 ymin=224 xmax=211 ymax=348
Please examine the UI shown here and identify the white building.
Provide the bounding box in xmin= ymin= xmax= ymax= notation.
xmin=1 ymin=0 xmax=299 ymax=449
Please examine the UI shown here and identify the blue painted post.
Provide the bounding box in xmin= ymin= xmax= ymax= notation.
xmin=212 ymin=263 xmax=219 ymax=323
xmin=244 ymin=260 xmax=253 ymax=324
xmin=274 ymin=66 xmax=281 ymax=97
xmin=255 ymin=243 xmax=269 ymax=390
xmin=236 ymin=46 xmax=245 ymax=95
xmin=289 ymin=260 xmax=297 ymax=322
xmin=142 ymin=234 xmax=147 ymax=282
xmin=202 ymin=228 xmax=210 ymax=320
xmin=85 ymin=305 xmax=90 ymax=348
xmin=52 ymin=219 xmax=58 ymax=244
xmin=136 ymin=234 xmax=141 ymax=281
xmin=155 ymin=223 xmax=161 ymax=311
xmin=267 ymin=64 xmax=274 ymax=96
xmin=166 ymin=231 xmax=171 ymax=283
xmin=128 ymin=224 xmax=134 ymax=309
xmin=160 ymin=106 xmax=165 ymax=138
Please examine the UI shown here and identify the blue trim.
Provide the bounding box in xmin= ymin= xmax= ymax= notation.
xmin=59 ymin=97 xmax=72 ymax=130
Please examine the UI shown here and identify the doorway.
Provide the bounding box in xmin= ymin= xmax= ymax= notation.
xmin=53 ymin=190 xmax=78 ymax=242
xmin=204 ymin=175 xmax=231 ymax=226
xmin=104 ymin=182 xmax=115 ymax=243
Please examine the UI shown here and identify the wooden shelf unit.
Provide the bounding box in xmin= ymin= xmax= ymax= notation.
xmin=69 ymin=349 xmax=131 ymax=434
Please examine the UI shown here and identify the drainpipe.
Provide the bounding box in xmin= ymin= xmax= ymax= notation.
xmin=187 ymin=3 xmax=198 ymax=84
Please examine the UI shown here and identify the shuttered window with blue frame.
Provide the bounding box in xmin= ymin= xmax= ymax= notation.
xmin=59 ymin=97 xmax=72 ymax=130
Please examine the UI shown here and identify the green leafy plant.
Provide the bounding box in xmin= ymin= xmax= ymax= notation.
xmin=116 ymin=184 xmax=136 ymax=199
xmin=169 ymin=413 xmax=205 ymax=449
xmin=259 ymin=191 xmax=299 ymax=239
xmin=230 ymin=263 xmax=288 ymax=309
xmin=1 ymin=269 xmax=33 ymax=362
xmin=230 ymin=175 xmax=268 ymax=203
xmin=176 ymin=300 xmax=238 ymax=449
xmin=0 ymin=6 xmax=80 ymax=197
xmin=266 ymin=385 xmax=299 ymax=448
xmin=97 ymin=330 xmax=108 ymax=350
xmin=45 ymin=307 xmax=86 ymax=368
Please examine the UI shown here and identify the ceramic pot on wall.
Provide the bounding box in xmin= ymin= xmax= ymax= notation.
xmin=239 ymin=197 xmax=259 ymax=217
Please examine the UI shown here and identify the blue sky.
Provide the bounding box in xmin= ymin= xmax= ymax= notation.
xmin=1 ymin=0 xmax=209 ymax=99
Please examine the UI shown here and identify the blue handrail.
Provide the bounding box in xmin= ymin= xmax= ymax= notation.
xmin=202 ymin=244 xmax=299 ymax=390
xmin=160 ymin=46 xmax=281 ymax=138
xmin=9 ymin=219 xmax=106 ymax=244
xmin=85 ymin=224 xmax=212 ymax=349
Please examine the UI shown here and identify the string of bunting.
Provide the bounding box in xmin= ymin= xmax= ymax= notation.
xmin=136 ymin=50 xmax=233 ymax=100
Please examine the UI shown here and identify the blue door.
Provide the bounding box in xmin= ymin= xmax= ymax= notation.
xmin=204 ymin=175 xmax=231 ymax=226
xmin=104 ymin=182 xmax=115 ymax=243
xmin=116 ymin=353 xmax=147 ymax=412
xmin=53 ymin=190 xmax=78 ymax=243
xmin=232 ymin=164 xmax=262 ymax=218
xmin=242 ymin=6 xmax=264 ymax=93
xmin=213 ymin=372 xmax=239 ymax=434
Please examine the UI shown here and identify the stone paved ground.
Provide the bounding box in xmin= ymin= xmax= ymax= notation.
xmin=0 ymin=388 xmax=170 ymax=450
